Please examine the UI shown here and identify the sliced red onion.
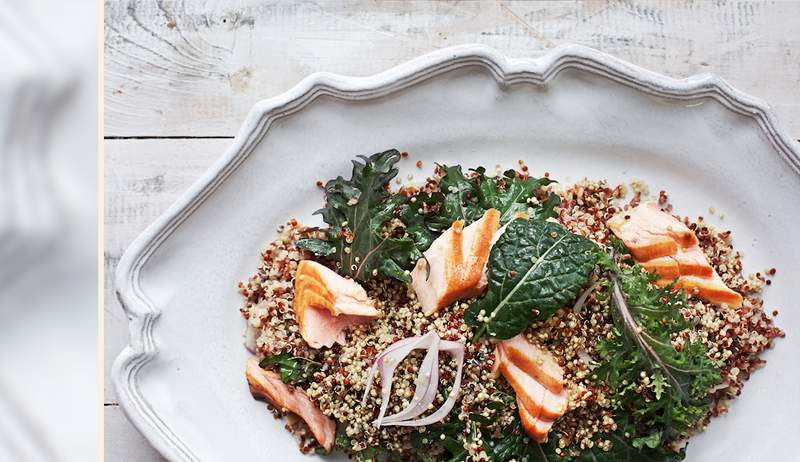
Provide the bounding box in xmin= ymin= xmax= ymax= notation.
xmin=573 ymin=280 xmax=603 ymax=315
xmin=380 ymin=335 xmax=440 ymax=424
xmin=361 ymin=334 xmax=431 ymax=406
xmin=387 ymin=340 xmax=464 ymax=427
xmin=373 ymin=332 xmax=440 ymax=426
xmin=362 ymin=332 xmax=466 ymax=428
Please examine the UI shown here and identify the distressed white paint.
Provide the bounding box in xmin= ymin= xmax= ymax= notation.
xmin=104 ymin=0 xmax=800 ymax=138
xmin=104 ymin=1 xmax=800 ymax=460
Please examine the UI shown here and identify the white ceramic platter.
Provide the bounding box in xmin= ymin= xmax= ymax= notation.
xmin=114 ymin=45 xmax=800 ymax=461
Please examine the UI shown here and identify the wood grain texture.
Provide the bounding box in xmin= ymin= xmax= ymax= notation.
xmin=104 ymin=0 xmax=800 ymax=138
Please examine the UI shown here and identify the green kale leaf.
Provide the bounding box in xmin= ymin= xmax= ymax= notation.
xmin=595 ymin=257 xmax=721 ymax=447
xmin=485 ymin=425 xmax=563 ymax=462
xmin=477 ymin=169 xmax=558 ymax=224
xmin=411 ymin=420 xmax=469 ymax=462
xmin=296 ymin=150 xmax=431 ymax=283
xmin=465 ymin=218 xmax=598 ymax=339
xmin=426 ymin=166 xmax=559 ymax=232
xmin=573 ymin=432 xmax=685 ymax=462
xmin=258 ymin=352 xmax=320 ymax=385
xmin=425 ymin=165 xmax=485 ymax=232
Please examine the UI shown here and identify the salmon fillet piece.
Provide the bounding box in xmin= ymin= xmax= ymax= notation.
xmin=638 ymin=255 xmax=680 ymax=279
xmin=608 ymin=201 xmax=697 ymax=261
xmin=495 ymin=336 xmax=568 ymax=442
xmin=500 ymin=361 xmax=567 ymax=420
xmin=517 ymin=396 xmax=555 ymax=443
xmin=294 ymin=260 xmax=379 ymax=348
xmin=609 ymin=202 xmax=742 ymax=308
xmin=674 ymin=246 xmax=714 ymax=277
xmin=245 ymin=358 xmax=336 ymax=452
xmin=639 ymin=246 xmax=714 ymax=279
xmin=500 ymin=335 xmax=565 ymax=394
xmin=500 ymin=360 xmax=546 ymax=418
xmin=410 ymin=208 xmax=501 ymax=315
xmin=656 ymin=273 xmax=743 ymax=307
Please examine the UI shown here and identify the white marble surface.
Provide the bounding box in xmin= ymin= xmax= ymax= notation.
xmin=103 ymin=1 xmax=800 ymax=460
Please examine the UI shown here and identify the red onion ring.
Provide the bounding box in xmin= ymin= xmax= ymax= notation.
xmin=381 ymin=335 xmax=440 ymax=424
xmin=388 ymin=340 xmax=464 ymax=427
xmin=361 ymin=332 xmax=466 ymax=427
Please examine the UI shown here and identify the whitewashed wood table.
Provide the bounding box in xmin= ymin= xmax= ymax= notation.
xmin=104 ymin=1 xmax=800 ymax=459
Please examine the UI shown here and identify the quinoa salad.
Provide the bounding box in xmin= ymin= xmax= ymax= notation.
xmin=238 ymin=150 xmax=783 ymax=462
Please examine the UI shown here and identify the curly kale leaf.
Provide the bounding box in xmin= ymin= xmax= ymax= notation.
xmin=595 ymin=259 xmax=721 ymax=447
xmin=485 ymin=423 xmax=564 ymax=462
xmin=425 ymin=165 xmax=486 ymax=232
xmin=412 ymin=411 xmax=563 ymax=462
xmin=465 ymin=218 xmax=598 ymax=339
xmin=258 ymin=352 xmax=320 ymax=385
xmin=427 ymin=166 xmax=559 ymax=232
xmin=411 ymin=420 xmax=469 ymax=462
xmin=411 ymin=407 xmax=683 ymax=462
xmin=296 ymin=150 xmax=432 ymax=283
xmin=574 ymin=434 xmax=685 ymax=462
xmin=477 ymin=169 xmax=558 ymax=224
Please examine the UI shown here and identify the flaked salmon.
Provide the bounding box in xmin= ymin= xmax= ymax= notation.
xmin=656 ymin=273 xmax=743 ymax=307
xmin=495 ymin=336 xmax=568 ymax=443
xmin=245 ymin=357 xmax=336 ymax=452
xmin=609 ymin=202 xmax=742 ymax=308
xmin=294 ymin=260 xmax=379 ymax=348
xmin=410 ymin=208 xmax=501 ymax=315
xmin=608 ymin=201 xmax=698 ymax=261
xmin=499 ymin=360 xmax=567 ymax=421
xmin=517 ymin=396 xmax=556 ymax=443
xmin=639 ymin=245 xmax=714 ymax=279
xmin=500 ymin=334 xmax=565 ymax=394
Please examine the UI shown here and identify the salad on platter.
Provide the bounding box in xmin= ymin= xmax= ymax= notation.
xmin=238 ymin=150 xmax=783 ymax=461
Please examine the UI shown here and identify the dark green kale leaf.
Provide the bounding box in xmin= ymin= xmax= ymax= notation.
xmin=411 ymin=420 xmax=469 ymax=462
xmin=258 ymin=352 xmax=320 ymax=385
xmin=477 ymin=169 xmax=558 ymax=224
xmin=425 ymin=165 xmax=485 ymax=233
xmin=595 ymin=257 xmax=721 ymax=447
xmin=485 ymin=423 xmax=564 ymax=462
xmin=481 ymin=413 xmax=683 ymax=462
xmin=426 ymin=166 xmax=559 ymax=232
xmin=465 ymin=218 xmax=598 ymax=340
xmin=296 ymin=150 xmax=431 ymax=283
xmin=350 ymin=446 xmax=399 ymax=462
xmin=573 ymin=432 xmax=685 ymax=462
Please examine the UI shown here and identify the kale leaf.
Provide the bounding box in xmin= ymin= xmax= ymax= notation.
xmin=484 ymin=422 xmax=563 ymax=462
xmin=296 ymin=150 xmax=432 ymax=283
xmin=427 ymin=166 xmax=559 ymax=232
xmin=425 ymin=165 xmax=485 ymax=233
xmin=258 ymin=352 xmax=319 ymax=385
xmin=465 ymin=218 xmax=598 ymax=339
xmin=298 ymin=155 xmax=559 ymax=284
xmin=476 ymin=169 xmax=558 ymax=224
xmin=411 ymin=420 xmax=469 ymax=462
xmin=573 ymin=432 xmax=685 ymax=462
xmin=595 ymin=258 xmax=721 ymax=448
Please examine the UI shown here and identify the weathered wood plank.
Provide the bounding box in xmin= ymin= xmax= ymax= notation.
xmin=104 ymin=0 xmax=800 ymax=138
xmin=104 ymin=138 xmax=230 ymax=403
